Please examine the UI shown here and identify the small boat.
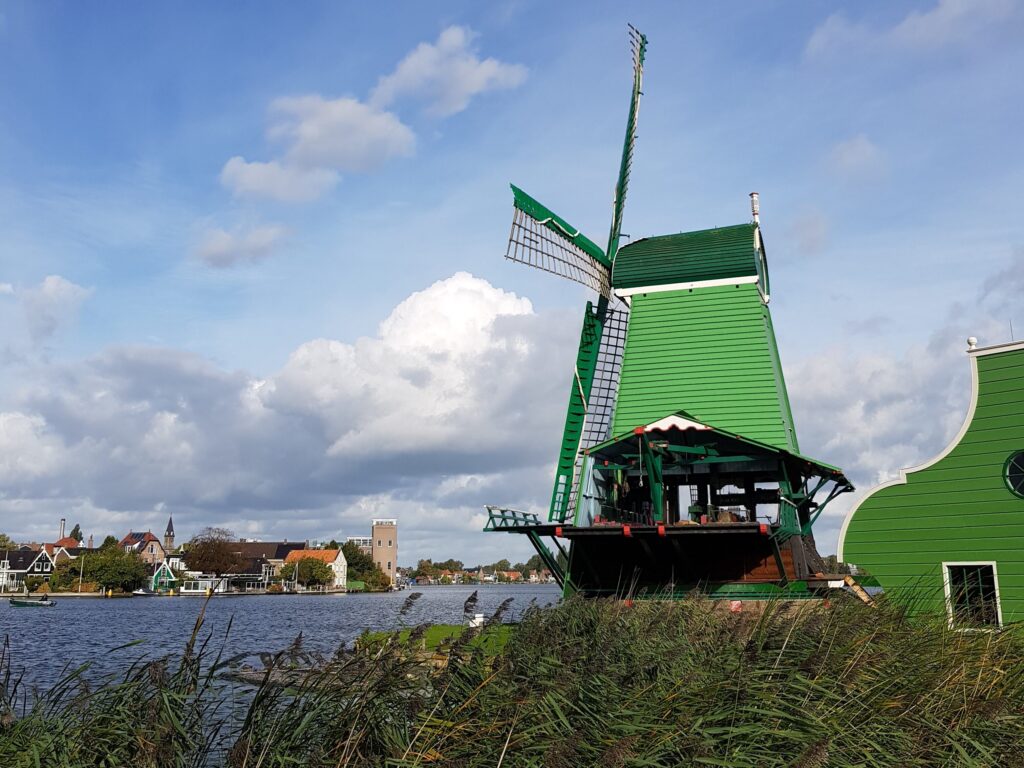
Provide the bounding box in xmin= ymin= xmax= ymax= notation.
xmin=132 ymin=588 xmax=159 ymax=597
xmin=9 ymin=595 xmax=56 ymax=607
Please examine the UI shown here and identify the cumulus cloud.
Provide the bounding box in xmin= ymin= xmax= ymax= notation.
xmin=0 ymin=273 xmax=575 ymax=561
xmin=0 ymin=283 xmax=13 ymax=295
xmin=195 ymin=224 xmax=286 ymax=268
xmin=807 ymin=0 xmax=1014 ymax=58
xmin=19 ymin=275 xmax=92 ymax=343
xmin=371 ymin=26 xmax=527 ymax=117
xmin=828 ymin=134 xmax=885 ymax=180
xmin=219 ymin=27 xmax=521 ymax=202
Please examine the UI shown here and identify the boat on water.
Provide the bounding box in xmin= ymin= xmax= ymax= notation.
xmin=132 ymin=587 xmax=160 ymax=596
xmin=9 ymin=595 xmax=56 ymax=607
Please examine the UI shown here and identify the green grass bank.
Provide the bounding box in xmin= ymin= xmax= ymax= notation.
xmin=2 ymin=594 xmax=1024 ymax=767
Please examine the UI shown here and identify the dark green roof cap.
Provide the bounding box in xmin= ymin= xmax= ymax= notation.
xmin=611 ymin=223 xmax=759 ymax=289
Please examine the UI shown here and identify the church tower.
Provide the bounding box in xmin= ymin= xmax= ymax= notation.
xmin=164 ymin=516 xmax=175 ymax=551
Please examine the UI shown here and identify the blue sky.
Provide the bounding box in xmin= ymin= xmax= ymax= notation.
xmin=1 ymin=1 xmax=1022 ymax=563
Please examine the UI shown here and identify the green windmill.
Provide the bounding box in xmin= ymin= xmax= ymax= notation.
xmin=486 ymin=27 xmax=855 ymax=599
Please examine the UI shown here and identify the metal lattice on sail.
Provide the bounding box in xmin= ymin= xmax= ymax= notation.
xmin=505 ymin=185 xmax=612 ymax=297
xmin=565 ymin=298 xmax=630 ymax=515
xmin=581 ymin=298 xmax=630 ymax=448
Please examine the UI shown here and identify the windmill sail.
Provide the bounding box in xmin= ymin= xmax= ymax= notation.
xmin=506 ymin=185 xmax=611 ymax=295
xmin=604 ymin=24 xmax=647 ymax=262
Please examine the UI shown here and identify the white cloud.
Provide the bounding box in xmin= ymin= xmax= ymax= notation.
xmin=0 ymin=273 xmax=576 ymax=562
xmin=218 ymin=27 xmax=520 ymax=202
xmin=371 ymin=26 xmax=527 ymax=117
xmin=195 ymin=224 xmax=286 ymax=268
xmin=20 ymin=275 xmax=92 ymax=343
xmin=218 ymin=98 xmax=412 ymax=202
xmin=828 ymin=134 xmax=885 ymax=180
xmin=220 ymin=157 xmax=338 ymax=202
xmin=0 ymin=283 xmax=13 ymax=295
xmin=807 ymin=0 xmax=1014 ymax=58
xmin=271 ymin=95 xmax=416 ymax=172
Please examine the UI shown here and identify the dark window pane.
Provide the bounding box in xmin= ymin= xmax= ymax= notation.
xmin=947 ymin=564 xmax=999 ymax=628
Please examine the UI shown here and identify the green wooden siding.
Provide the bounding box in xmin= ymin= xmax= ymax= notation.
xmin=611 ymin=224 xmax=758 ymax=289
xmin=610 ymin=283 xmax=799 ymax=451
xmin=840 ymin=345 xmax=1024 ymax=624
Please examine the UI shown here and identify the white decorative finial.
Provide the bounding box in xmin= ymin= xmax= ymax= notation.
xmin=967 ymin=336 xmax=978 ymax=350
xmin=749 ymin=192 xmax=760 ymax=224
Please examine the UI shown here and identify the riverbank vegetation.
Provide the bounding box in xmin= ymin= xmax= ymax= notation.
xmin=2 ymin=593 xmax=1023 ymax=766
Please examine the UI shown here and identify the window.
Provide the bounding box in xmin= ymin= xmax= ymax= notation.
xmin=377 ymin=539 xmax=381 ymax=548
xmin=149 ymin=544 xmax=154 ymax=554
xmin=388 ymin=539 xmax=392 ymax=547
xmin=1005 ymin=451 xmax=1024 ymax=499
xmin=945 ymin=563 xmax=1001 ymax=629
xmin=387 ymin=561 xmax=392 ymax=571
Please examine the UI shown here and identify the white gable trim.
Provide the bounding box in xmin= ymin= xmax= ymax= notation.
xmin=643 ymin=414 xmax=712 ymax=433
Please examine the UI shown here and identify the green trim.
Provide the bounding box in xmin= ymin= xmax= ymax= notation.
xmin=510 ymin=185 xmax=608 ymax=267
xmin=1004 ymin=451 xmax=1024 ymax=499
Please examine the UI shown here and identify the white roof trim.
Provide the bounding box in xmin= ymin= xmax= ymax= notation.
xmin=643 ymin=414 xmax=712 ymax=433
xmin=838 ymin=350 xmax=980 ymax=561
xmin=613 ymin=274 xmax=759 ymax=298
xmin=970 ymin=339 xmax=1024 ymax=357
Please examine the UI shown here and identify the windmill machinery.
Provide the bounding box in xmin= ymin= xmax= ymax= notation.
xmin=485 ymin=26 xmax=855 ymax=600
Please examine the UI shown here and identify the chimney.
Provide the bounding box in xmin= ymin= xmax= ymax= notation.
xmin=59 ymin=518 xmax=66 ymax=540
xmin=749 ymin=192 xmax=760 ymax=225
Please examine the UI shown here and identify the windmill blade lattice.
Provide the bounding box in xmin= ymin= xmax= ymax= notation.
xmin=505 ymin=185 xmax=611 ymax=296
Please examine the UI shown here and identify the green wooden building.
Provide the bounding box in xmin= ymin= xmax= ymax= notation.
xmin=839 ymin=339 xmax=1024 ymax=627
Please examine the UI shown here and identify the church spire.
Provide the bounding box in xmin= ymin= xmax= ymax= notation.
xmin=164 ymin=516 xmax=175 ymax=551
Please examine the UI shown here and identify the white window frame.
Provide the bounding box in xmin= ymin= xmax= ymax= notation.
xmin=942 ymin=561 xmax=1003 ymax=631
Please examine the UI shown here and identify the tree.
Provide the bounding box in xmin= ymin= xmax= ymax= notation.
xmin=362 ymin=567 xmax=392 ymax=591
xmin=0 ymin=533 xmax=16 ymax=549
xmin=100 ymin=535 xmax=119 ymax=550
xmin=341 ymin=541 xmax=376 ymax=576
xmin=187 ymin=527 xmax=245 ymax=576
xmin=341 ymin=541 xmax=390 ymax=591
xmin=90 ymin=547 xmax=148 ymax=592
xmin=281 ymin=557 xmax=334 ymax=588
xmin=69 ymin=523 xmax=83 ymax=542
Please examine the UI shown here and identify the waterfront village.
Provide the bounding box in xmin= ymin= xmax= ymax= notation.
xmin=0 ymin=516 xmax=556 ymax=596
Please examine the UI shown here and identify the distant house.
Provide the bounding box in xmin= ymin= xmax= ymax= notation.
xmin=284 ymin=549 xmax=347 ymax=589
xmin=120 ymin=532 xmax=166 ymax=565
xmin=500 ymin=571 xmax=524 ymax=582
xmin=150 ymin=561 xmax=177 ymax=592
xmin=0 ymin=548 xmax=56 ymax=592
xmin=226 ymin=541 xmax=306 ymax=578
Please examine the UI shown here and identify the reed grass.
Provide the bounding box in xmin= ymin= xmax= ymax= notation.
xmin=2 ymin=593 xmax=1023 ymax=767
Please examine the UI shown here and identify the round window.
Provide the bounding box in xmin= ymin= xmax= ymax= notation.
xmin=1006 ymin=452 xmax=1024 ymax=499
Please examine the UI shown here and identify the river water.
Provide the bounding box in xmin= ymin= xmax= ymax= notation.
xmin=0 ymin=585 xmax=560 ymax=689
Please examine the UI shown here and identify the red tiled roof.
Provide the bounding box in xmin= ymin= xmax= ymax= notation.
xmin=284 ymin=549 xmax=341 ymax=564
